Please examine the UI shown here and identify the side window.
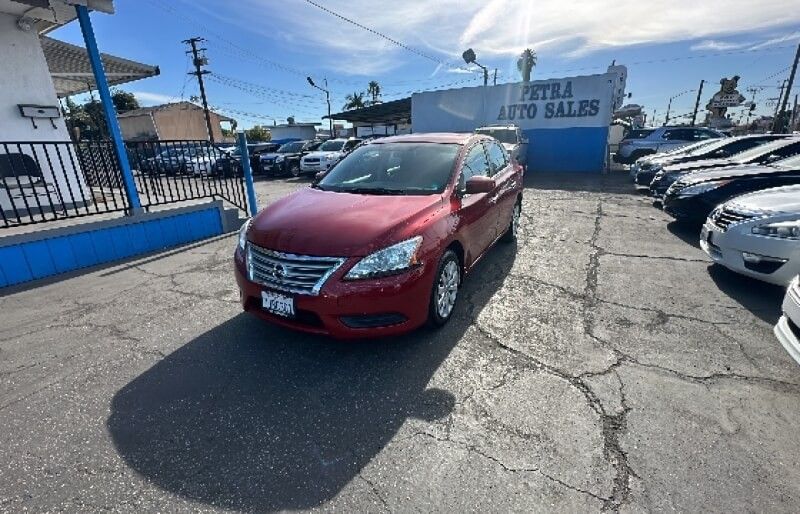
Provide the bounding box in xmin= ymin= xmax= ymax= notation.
xmin=771 ymin=142 xmax=800 ymax=160
xmin=663 ymin=129 xmax=691 ymax=141
xmin=484 ymin=141 xmax=508 ymax=175
xmin=344 ymin=140 xmax=358 ymax=151
xmin=693 ymin=129 xmax=715 ymax=141
xmin=461 ymin=144 xmax=491 ymax=183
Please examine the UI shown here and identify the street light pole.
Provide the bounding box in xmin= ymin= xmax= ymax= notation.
xmin=308 ymin=77 xmax=334 ymax=138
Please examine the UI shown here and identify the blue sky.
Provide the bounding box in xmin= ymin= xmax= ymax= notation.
xmin=52 ymin=0 xmax=800 ymax=129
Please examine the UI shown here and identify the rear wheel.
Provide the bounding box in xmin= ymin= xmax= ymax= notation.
xmin=428 ymin=250 xmax=461 ymax=327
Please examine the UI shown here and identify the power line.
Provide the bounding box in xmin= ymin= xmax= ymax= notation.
xmin=301 ymin=0 xmax=478 ymax=75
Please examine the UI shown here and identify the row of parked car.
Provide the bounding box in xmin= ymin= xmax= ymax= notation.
xmin=622 ymin=129 xmax=800 ymax=365
xmin=133 ymin=137 xmax=366 ymax=179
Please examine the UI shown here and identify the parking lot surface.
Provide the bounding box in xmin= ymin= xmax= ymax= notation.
xmin=1 ymin=173 xmax=798 ymax=512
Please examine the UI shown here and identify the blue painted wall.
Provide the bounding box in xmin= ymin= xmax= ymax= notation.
xmin=0 ymin=207 xmax=223 ymax=288
xmin=524 ymin=126 xmax=609 ymax=173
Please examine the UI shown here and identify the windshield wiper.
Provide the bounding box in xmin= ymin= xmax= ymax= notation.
xmin=341 ymin=187 xmax=407 ymax=195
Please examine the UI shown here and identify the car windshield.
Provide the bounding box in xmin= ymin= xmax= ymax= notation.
xmin=773 ymin=153 xmax=800 ymax=169
xmin=278 ymin=142 xmax=304 ymax=153
xmin=684 ymin=139 xmax=730 ymax=156
xmin=316 ymin=142 xmax=460 ymax=195
xmin=475 ymin=128 xmax=517 ymax=144
xmin=734 ymin=139 xmax=797 ymax=163
xmin=320 ymin=140 xmax=346 ymax=151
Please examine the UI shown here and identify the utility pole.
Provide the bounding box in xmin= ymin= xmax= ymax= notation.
xmin=493 ymin=69 xmax=497 ymax=86
xmin=690 ymin=79 xmax=705 ymax=126
xmin=773 ymin=80 xmax=787 ymax=130
xmin=775 ymin=43 xmax=800 ymax=133
xmin=792 ymin=94 xmax=799 ymax=131
xmin=183 ymin=37 xmax=215 ymax=143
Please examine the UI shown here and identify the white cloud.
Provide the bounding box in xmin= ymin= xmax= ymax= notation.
xmin=193 ymin=0 xmax=800 ymax=75
xmin=748 ymin=30 xmax=800 ymax=50
xmin=129 ymin=91 xmax=183 ymax=106
xmin=690 ymin=40 xmax=750 ymax=51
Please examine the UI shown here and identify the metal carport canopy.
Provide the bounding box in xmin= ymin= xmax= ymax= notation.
xmin=42 ymin=36 xmax=160 ymax=97
xmin=324 ymin=97 xmax=411 ymax=124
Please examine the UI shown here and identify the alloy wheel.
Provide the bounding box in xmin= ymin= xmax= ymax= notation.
xmin=436 ymin=260 xmax=460 ymax=319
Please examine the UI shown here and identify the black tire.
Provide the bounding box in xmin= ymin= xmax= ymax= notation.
xmin=428 ymin=249 xmax=461 ymax=327
xmin=288 ymin=162 xmax=301 ymax=177
xmin=501 ymin=201 xmax=521 ymax=243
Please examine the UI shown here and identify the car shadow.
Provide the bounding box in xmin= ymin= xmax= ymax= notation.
xmin=666 ymin=220 xmax=702 ymax=249
xmin=707 ymin=264 xmax=785 ymax=323
xmin=107 ymin=243 xmax=517 ymax=511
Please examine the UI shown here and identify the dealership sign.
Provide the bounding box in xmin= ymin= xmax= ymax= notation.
xmin=708 ymin=93 xmax=746 ymax=108
xmin=411 ymin=73 xmax=615 ymax=132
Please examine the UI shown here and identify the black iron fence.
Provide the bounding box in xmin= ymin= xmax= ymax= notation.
xmin=0 ymin=139 xmax=248 ymax=229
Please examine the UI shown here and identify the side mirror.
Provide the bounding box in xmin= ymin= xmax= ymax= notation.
xmin=465 ymin=175 xmax=496 ymax=194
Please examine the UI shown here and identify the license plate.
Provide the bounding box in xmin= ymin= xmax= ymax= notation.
xmin=262 ymin=290 xmax=295 ymax=317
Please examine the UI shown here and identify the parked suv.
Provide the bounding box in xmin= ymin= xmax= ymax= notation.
xmin=615 ymin=126 xmax=725 ymax=164
xmin=300 ymin=138 xmax=362 ymax=175
xmin=259 ymin=140 xmax=323 ymax=177
xmin=474 ymin=125 xmax=528 ymax=169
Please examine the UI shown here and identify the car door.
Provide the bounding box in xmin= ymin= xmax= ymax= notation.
xmin=456 ymin=142 xmax=499 ymax=266
xmin=483 ymin=140 xmax=519 ymax=235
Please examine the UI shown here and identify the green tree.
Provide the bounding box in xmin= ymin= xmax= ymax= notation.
xmin=517 ymin=48 xmax=537 ymax=82
xmin=343 ymin=91 xmax=366 ymax=110
xmin=367 ymin=81 xmax=381 ymax=106
xmin=245 ymin=125 xmax=271 ymax=141
xmin=111 ymin=89 xmax=140 ymax=113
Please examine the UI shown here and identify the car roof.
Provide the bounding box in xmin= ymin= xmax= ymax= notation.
xmin=373 ymin=133 xmax=477 ymax=144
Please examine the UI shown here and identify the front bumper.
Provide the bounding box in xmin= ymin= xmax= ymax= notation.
xmin=300 ymin=161 xmax=330 ymax=173
xmin=260 ymin=160 xmax=285 ymax=174
xmin=700 ymin=222 xmax=799 ymax=285
xmin=233 ymin=248 xmax=435 ymax=339
xmin=662 ymin=194 xmax=716 ymax=224
xmin=634 ymin=169 xmax=657 ymax=188
xmin=775 ymin=280 xmax=800 ymax=365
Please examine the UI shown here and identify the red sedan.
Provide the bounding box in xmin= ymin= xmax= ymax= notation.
xmin=234 ymin=133 xmax=523 ymax=338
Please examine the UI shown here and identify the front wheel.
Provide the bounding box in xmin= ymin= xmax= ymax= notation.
xmin=288 ymin=162 xmax=301 ymax=177
xmin=428 ymin=250 xmax=461 ymax=327
xmin=501 ymin=201 xmax=521 ymax=243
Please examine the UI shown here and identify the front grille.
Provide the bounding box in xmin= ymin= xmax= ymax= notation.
xmin=247 ymin=244 xmax=346 ymax=296
xmin=304 ymin=158 xmax=320 ymax=164
xmin=710 ymin=206 xmax=759 ymax=231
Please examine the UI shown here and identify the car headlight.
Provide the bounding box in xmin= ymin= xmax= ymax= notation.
xmin=675 ymin=180 xmax=730 ymax=197
xmin=345 ymin=236 xmax=423 ymax=280
xmin=238 ymin=218 xmax=252 ymax=251
xmin=275 ymin=155 xmax=285 ymax=163
xmin=751 ymin=220 xmax=800 ymax=239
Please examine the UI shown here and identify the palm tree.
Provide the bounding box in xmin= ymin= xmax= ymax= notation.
xmin=343 ymin=91 xmax=366 ymax=110
xmin=367 ymin=81 xmax=382 ymax=106
xmin=517 ymin=48 xmax=537 ymax=83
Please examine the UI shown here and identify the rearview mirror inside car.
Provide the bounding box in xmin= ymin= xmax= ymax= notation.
xmin=465 ymin=175 xmax=496 ymax=194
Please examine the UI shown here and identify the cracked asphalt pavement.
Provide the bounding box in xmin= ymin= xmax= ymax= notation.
xmin=2 ymin=173 xmax=799 ymax=512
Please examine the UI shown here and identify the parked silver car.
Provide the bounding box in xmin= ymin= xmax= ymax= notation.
xmin=615 ymin=126 xmax=725 ymax=164
xmin=775 ymin=275 xmax=800 ymax=365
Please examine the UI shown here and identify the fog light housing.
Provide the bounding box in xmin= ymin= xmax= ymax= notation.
xmin=741 ymin=252 xmax=787 ymax=274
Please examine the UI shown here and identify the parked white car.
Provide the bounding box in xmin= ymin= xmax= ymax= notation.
xmin=300 ymin=138 xmax=361 ymax=174
xmin=775 ymin=275 xmax=800 ymax=365
xmin=700 ymin=185 xmax=800 ymax=285
xmin=187 ymin=148 xmax=226 ymax=175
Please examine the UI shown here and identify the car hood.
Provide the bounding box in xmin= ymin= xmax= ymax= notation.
xmin=726 ymin=184 xmax=800 ymax=214
xmin=304 ymin=151 xmax=342 ymax=159
xmin=663 ymin=157 xmax=735 ymax=173
xmin=248 ymin=187 xmax=444 ymax=256
xmin=260 ymin=152 xmax=282 ymax=160
xmin=681 ymin=163 xmax=785 ymax=184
